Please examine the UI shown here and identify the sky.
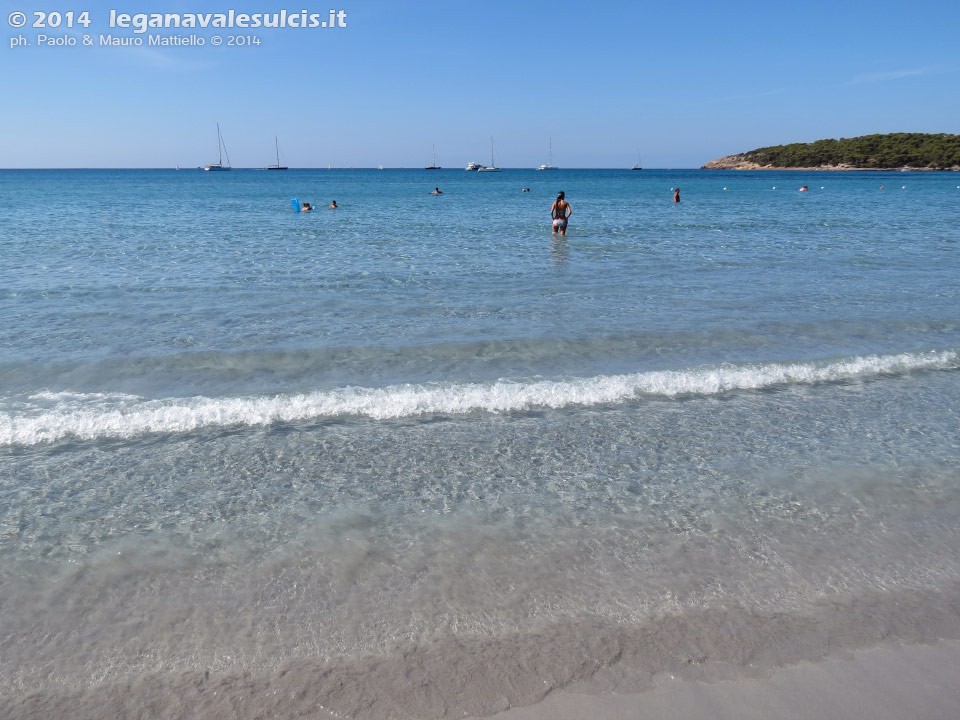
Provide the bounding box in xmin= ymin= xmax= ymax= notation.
xmin=2 ymin=0 xmax=959 ymax=168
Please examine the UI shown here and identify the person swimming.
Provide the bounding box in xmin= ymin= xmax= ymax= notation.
xmin=430 ymin=187 xmax=443 ymax=195
xmin=551 ymin=191 xmax=571 ymax=236
xmin=328 ymin=200 xmax=337 ymax=208
xmin=301 ymin=202 xmax=312 ymax=212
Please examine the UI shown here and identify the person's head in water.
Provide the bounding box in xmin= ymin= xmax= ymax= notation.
xmin=329 ymin=200 xmax=337 ymax=208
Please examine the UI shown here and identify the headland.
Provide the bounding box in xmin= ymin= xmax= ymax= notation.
xmin=702 ymin=132 xmax=960 ymax=171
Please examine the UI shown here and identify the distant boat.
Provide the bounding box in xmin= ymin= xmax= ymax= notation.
xmin=378 ymin=163 xmax=383 ymax=170
xmin=425 ymin=144 xmax=441 ymax=170
xmin=204 ymin=123 xmax=232 ymax=171
xmin=630 ymin=151 xmax=642 ymax=171
xmin=477 ymin=137 xmax=501 ymax=172
xmin=536 ymin=137 xmax=558 ymax=170
xmin=465 ymin=161 xmax=485 ymax=171
xmin=264 ymin=136 xmax=288 ymax=170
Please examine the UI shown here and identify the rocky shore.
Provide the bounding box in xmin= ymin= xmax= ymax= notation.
xmin=701 ymin=154 xmax=960 ymax=171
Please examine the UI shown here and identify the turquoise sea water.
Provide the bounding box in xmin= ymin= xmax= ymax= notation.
xmin=2 ymin=169 xmax=960 ymax=717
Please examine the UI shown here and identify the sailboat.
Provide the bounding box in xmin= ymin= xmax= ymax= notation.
xmin=204 ymin=123 xmax=232 ymax=171
xmin=264 ymin=136 xmax=288 ymax=170
xmin=536 ymin=138 xmax=558 ymax=170
xmin=477 ymin=137 xmax=501 ymax=172
xmin=630 ymin=151 xmax=642 ymax=171
xmin=425 ymin=144 xmax=441 ymax=170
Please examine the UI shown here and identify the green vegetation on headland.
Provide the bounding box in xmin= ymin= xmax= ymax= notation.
xmin=702 ymin=133 xmax=960 ymax=170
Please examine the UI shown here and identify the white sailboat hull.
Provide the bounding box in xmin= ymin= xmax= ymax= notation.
xmin=205 ymin=123 xmax=232 ymax=171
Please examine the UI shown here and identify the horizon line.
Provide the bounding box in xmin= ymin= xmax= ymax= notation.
xmin=0 ymin=166 xmax=693 ymax=171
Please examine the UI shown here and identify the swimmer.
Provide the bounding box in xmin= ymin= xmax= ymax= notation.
xmin=673 ymin=187 xmax=680 ymax=203
xmin=328 ymin=200 xmax=337 ymax=209
xmin=430 ymin=187 xmax=443 ymax=195
xmin=550 ymin=191 xmax=571 ymax=236
xmin=300 ymin=202 xmax=312 ymax=212
xmin=799 ymin=186 xmax=809 ymax=192
xmin=521 ymin=187 xmax=531 ymax=192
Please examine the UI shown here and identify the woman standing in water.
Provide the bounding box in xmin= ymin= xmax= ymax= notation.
xmin=551 ymin=191 xmax=571 ymax=236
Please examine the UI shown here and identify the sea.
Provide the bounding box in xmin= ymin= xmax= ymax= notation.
xmin=2 ymin=168 xmax=960 ymax=718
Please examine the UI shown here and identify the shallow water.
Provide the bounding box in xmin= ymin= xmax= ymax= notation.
xmin=2 ymin=169 xmax=960 ymax=717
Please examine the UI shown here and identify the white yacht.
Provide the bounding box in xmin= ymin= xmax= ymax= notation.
xmin=204 ymin=123 xmax=232 ymax=171
xmin=477 ymin=137 xmax=501 ymax=172
xmin=465 ymin=161 xmax=485 ymax=171
xmin=536 ymin=138 xmax=558 ymax=170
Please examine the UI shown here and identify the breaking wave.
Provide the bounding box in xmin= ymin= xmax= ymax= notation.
xmin=2 ymin=350 xmax=956 ymax=446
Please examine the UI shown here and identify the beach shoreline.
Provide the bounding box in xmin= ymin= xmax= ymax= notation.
xmin=6 ymin=635 xmax=960 ymax=719
xmin=5 ymin=577 xmax=960 ymax=719
xmin=488 ymin=639 xmax=960 ymax=720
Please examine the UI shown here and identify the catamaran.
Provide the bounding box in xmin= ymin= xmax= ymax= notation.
xmin=536 ymin=138 xmax=558 ymax=170
xmin=204 ymin=123 xmax=232 ymax=171
xmin=477 ymin=137 xmax=501 ymax=172
xmin=264 ymin=136 xmax=288 ymax=170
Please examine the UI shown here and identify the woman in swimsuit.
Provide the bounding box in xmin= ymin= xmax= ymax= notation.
xmin=551 ymin=191 xmax=571 ymax=236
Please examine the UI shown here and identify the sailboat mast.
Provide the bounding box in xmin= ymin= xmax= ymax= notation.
xmin=275 ymin=136 xmax=280 ymax=166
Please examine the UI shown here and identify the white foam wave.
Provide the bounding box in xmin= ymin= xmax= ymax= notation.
xmin=1 ymin=350 xmax=956 ymax=446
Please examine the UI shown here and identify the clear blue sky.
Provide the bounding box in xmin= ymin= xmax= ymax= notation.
xmin=3 ymin=0 xmax=958 ymax=168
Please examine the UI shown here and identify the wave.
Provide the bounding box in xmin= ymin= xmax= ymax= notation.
xmin=1 ymin=350 xmax=956 ymax=446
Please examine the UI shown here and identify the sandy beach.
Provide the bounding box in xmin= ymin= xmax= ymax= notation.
xmin=489 ymin=640 xmax=960 ymax=720
xmin=5 ymin=638 xmax=959 ymax=719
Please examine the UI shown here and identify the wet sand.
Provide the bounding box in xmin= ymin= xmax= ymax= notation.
xmin=7 ymin=638 xmax=957 ymax=719
xmin=489 ymin=640 xmax=960 ymax=720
